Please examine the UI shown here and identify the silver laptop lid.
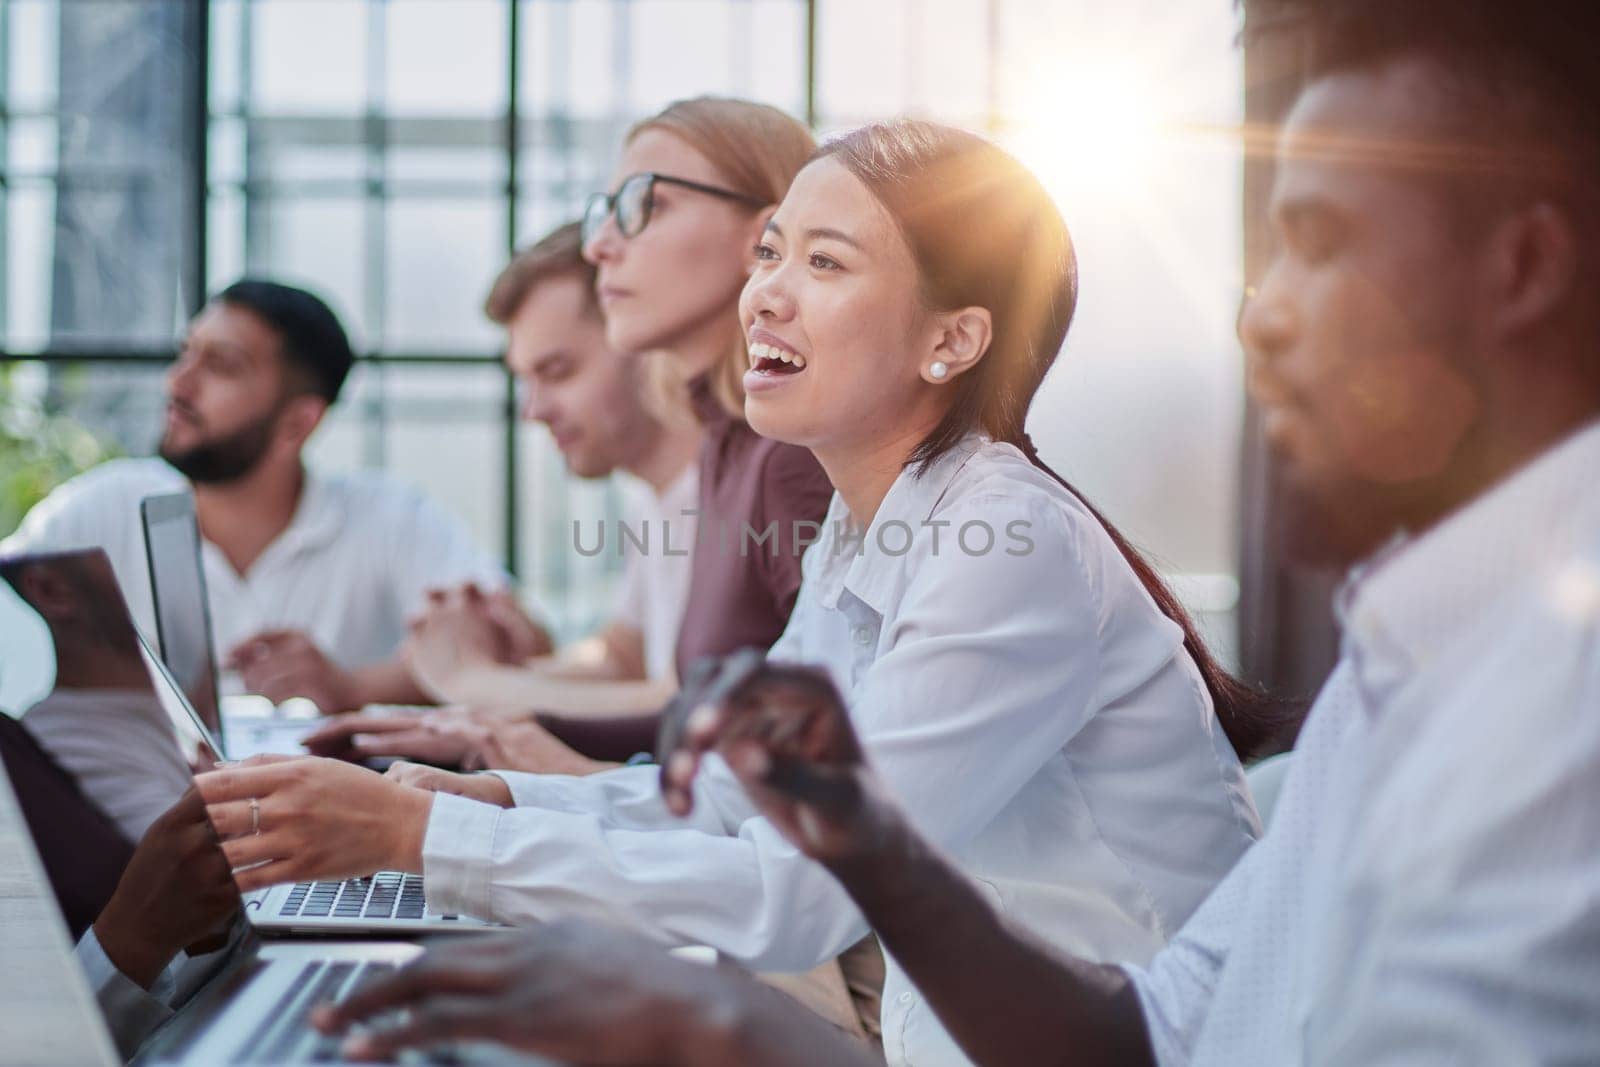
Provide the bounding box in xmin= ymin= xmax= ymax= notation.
xmin=141 ymin=491 xmax=225 ymax=748
xmin=0 ymin=758 xmax=121 ymax=1067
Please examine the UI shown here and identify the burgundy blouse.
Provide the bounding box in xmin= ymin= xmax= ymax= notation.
xmin=539 ymin=375 xmax=834 ymax=761
xmin=672 ymin=375 xmax=836 ymax=677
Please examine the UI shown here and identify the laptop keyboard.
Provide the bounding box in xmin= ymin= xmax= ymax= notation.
xmin=279 ymin=872 xmax=430 ymax=920
xmin=234 ymin=959 xmax=393 ymax=1064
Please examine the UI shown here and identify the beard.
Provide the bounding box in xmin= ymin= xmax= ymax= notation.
xmin=159 ymin=409 xmax=279 ymax=485
xmin=1270 ymin=455 xmax=1473 ymax=572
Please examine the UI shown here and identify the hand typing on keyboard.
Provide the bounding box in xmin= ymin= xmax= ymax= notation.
xmin=195 ymin=754 xmax=434 ymax=892
xmin=311 ymin=921 xmax=769 ymax=1064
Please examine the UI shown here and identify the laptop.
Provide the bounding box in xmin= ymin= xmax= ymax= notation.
xmin=0 ymin=558 xmax=503 ymax=1065
xmin=7 ymin=546 xmax=496 ymax=936
xmin=140 ymin=491 xmax=320 ymax=760
xmin=0 ymin=727 xmax=122 ymax=1067
xmin=0 ymin=722 xmax=562 ymax=1065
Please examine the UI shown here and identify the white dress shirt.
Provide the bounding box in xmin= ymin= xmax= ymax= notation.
xmin=423 ymin=435 xmax=1260 ymax=1067
xmin=1126 ymin=419 xmax=1600 ymax=1067
xmin=0 ymin=457 xmax=509 ymax=671
xmin=610 ymin=465 xmax=698 ymax=681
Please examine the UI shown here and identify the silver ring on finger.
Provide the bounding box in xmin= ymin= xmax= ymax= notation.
xmin=249 ymin=796 xmax=261 ymax=836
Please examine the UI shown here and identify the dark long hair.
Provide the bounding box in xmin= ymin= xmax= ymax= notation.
xmin=817 ymin=120 xmax=1288 ymax=760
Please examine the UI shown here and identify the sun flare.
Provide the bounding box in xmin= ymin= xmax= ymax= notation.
xmin=1004 ymin=59 xmax=1166 ymax=199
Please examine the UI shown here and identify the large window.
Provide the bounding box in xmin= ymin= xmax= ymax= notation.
xmin=1 ymin=0 xmax=1248 ymax=658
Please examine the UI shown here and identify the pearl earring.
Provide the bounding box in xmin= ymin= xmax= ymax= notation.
xmin=929 ymin=361 xmax=949 ymax=380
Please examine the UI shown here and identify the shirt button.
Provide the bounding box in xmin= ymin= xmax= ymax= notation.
xmin=898 ymin=992 xmax=913 ymax=1005
xmin=852 ymin=626 xmax=873 ymax=647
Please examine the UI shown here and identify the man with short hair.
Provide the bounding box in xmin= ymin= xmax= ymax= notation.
xmin=1 ymin=279 xmax=509 ymax=712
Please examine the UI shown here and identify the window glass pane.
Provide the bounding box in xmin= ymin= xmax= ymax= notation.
xmin=247 ymin=117 xmax=369 ymax=186
xmin=385 ymin=0 xmax=507 ymax=117
xmin=386 ymin=121 xmax=506 ymax=187
xmin=626 ymin=0 xmax=806 ymax=116
xmin=816 ymin=0 xmax=910 ymax=123
xmin=298 ymin=362 xmax=371 ymax=471
xmin=628 ymin=1 xmax=738 ymax=110
xmin=378 ymin=365 xmax=506 ymax=564
xmin=383 ymin=199 xmax=503 ymax=354
xmin=990 ymin=0 xmax=1245 ymax=648
xmin=5 ymin=183 xmax=56 ymax=350
xmin=515 ymin=115 xmax=623 ymax=244
xmin=208 ymin=117 xmax=246 ymax=186
xmin=251 ymin=196 xmax=369 ymax=349
xmin=514 ymin=193 xmax=589 ymax=254
xmin=206 ymin=188 xmax=245 ymax=292
xmin=208 ymin=0 xmax=245 ymax=114
xmin=517 ymin=422 xmax=626 ymax=641
xmin=251 ymin=0 xmax=368 ymax=116
xmin=7 ymin=117 xmax=57 ymax=177
xmin=307 ymin=362 xmax=504 ymax=526
xmin=7 ymin=0 xmax=60 ymax=113
xmin=518 ymin=0 xmax=624 ymax=121
xmin=908 ymin=0 xmax=990 ymax=122
xmin=62 ymin=361 xmax=168 ymax=455
xmin=817 ymin=0 xmax=993 ymax=127
xmin=746 ymin=0 xmax=808 ymax=118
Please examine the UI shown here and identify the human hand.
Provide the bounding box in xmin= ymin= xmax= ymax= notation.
xmin=461 ymin=718 xmax=618 ymax=777
xmin=312 ymin=921 xmax=735 ymax=1064
xmin=227 ymin=630 xmax=362 ymax=714
xmin=383 ymin=760 xmax=514 ymax=808
xmin=195 ymin=754 xmax=433 ymax=891
xmin=479 ymin=585 xmax=553 ymax=662
xmin=403 ymin=586 xmax=516 ymax=702
xmin=93 ymin=786 xmax=239 ymax=988
xmin=300 ymin=708 xmax=492 ymax=765
xmin=658 ymin=650 xmax=898 ymax=864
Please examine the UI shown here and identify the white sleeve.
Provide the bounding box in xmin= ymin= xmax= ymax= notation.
xmin=74 ymin=927 xmax=177 ymax=1058
xmin=421 ymin=783 xmax=867 ymax=971
xmin=1305 ymin=621 xmax=1600 ymax=1066
xmin=492 ymin=761 xmax=754 ymax=836
xmin=1121 ymin=844 xmax=1260 ymax=1067
xmin=422 ymin=493 xmax=1117 ymax=972
xmin=379 ymin=481 xmax=514 ymax=618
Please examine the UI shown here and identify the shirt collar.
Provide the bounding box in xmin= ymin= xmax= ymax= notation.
xmin=817 ymin=434 xmax=989 ymax=616
xmin=251 ymin=467 xmax=343 ymax=568
xmin=1343 ymin=418 xmax=1600 ymax=687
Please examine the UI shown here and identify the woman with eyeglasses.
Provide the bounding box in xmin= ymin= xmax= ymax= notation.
xmin=395 ymin=98 xmax=834 ymax=770
xmin=201 ymin=119 xmax=1271 ymax=1066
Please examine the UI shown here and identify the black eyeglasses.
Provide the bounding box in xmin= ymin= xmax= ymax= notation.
xmin=582 ymin=172 xmax=766 ymax=245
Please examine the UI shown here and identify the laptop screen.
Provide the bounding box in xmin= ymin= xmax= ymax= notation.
xmin=0 ymin=548 xmax=239 ymax=924
xmin=140 ymin=491 xmax=224 ymax=741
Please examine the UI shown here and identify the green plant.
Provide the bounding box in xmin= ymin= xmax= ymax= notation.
xmin=0 ymin=364 xmax=118 ymax=538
